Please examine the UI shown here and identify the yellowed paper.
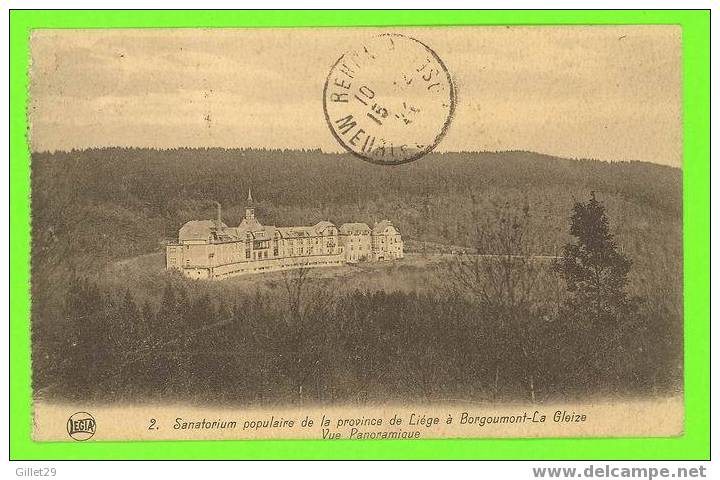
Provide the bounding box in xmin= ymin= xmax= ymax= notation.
xmin=29 ymin=26 xmax=683 ymax=442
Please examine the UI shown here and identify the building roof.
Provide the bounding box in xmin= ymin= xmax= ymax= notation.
xmin=176 ymin=191 xmax=394 ymax=245
xmin=179 ymin=220 xmax=229 ymax=242
xmin=339 ymin=222 xmax=371 ymax=234
xmin=237 ymin=216 xmax=263 ymax=233
xmin=372 ymin=220 xmax=396 ymax=234
xmin=236 ymin=224 xmax=276 ymax=240
xmin=277 ymin=226 xmax=312 ymax=238
xmin=312 ymin=221 xmax=336 ymax=234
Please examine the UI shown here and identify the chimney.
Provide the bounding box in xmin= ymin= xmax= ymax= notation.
xmin=215 ymin=201 xmax=222 ymax=224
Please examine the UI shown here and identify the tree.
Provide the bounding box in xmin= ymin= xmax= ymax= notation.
xmin=553 ymin=192 xmax=643 ymax=395
xmin=553 ymin=192 xmax=636 ymax=325
xmin=250 ymin=267 xmax=333 ymax=403
xmin=449 ymin=199 xmax=545 ymax=402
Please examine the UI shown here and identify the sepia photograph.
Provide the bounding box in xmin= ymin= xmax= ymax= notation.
xmin=27 ymin=25 xmax=684 ymax=441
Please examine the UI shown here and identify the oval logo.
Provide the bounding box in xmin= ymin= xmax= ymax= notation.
xmin=66 ymin=411 xmax=96 ymax=441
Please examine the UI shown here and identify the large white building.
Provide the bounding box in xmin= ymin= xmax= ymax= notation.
xmin=166 ymin=191 xmax=403 ymax=280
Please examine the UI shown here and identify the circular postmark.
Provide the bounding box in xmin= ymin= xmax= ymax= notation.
xmin=323 ymin=33 xmax=455 ymax=166
xmin=67 ymin=411 xmax=96 ymax=441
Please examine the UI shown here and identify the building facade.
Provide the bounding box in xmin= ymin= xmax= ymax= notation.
xmin=166 ymin=191 xmax=403 ymax=280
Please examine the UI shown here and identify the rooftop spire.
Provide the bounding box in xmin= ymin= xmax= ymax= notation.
xmin=244 ymin=189 xmax=255 ymax=221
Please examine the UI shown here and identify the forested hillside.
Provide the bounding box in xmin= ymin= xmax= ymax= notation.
xmin=31 ymin=148 xmax=681 ymax=265
xmin=30 ymin=148 xmax=683 ymax=404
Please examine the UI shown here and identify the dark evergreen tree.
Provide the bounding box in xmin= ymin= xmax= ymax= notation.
xmin=553 ymin=192 xmax=647 ymax=394
xmin=554 ymin=192 xmax=637 ymax=325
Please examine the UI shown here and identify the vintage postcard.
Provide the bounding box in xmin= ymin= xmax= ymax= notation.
xmin=29 ymin=26 xmax=683 ymax=442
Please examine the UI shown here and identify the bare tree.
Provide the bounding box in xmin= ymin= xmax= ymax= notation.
xmin=448 ymin=198 xmax=544 ymax=402
xmin=281 ymin=266 xmax=312 ymax=321
xmin=251 ymin=266 xmax=335 ymax=403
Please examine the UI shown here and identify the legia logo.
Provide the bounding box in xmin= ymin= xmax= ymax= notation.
xmin=67 ymin=412 xmax=96 ymax=441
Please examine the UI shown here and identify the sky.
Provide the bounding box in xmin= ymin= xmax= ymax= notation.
xmin=29 ymin=26 xmax=682 ymax=167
